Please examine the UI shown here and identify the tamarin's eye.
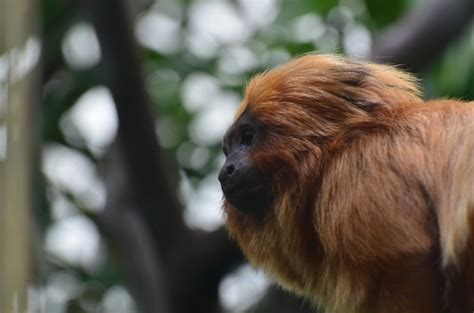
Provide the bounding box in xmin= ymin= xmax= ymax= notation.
xmin=241 ymin=128 xmax=255 ymax=146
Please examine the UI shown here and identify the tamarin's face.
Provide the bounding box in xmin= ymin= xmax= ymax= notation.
xmin=218 ymin=111 xmax=273 ymax=216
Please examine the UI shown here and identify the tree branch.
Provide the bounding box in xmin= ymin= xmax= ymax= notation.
xmin=98 ymin=141 xmax=170 ymax=313
xmin=101 ymin=208 xmax=171 ymax=313
xmin=83 ymin=0 xmax=186 ymax=256
xmin=253 ymin=287 xmax=316 ymax=313
xmin=165 ymin=228 xmax=243 ymax=313
xmin=371 ymin=0 xmax=474 ymax=72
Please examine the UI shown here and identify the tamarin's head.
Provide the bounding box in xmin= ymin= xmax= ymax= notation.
xmin=219 ymin=54 xmax=420 ymax=217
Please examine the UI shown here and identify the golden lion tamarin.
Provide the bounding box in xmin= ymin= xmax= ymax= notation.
xmin=218 ymin=54 xmax=474 ymax=313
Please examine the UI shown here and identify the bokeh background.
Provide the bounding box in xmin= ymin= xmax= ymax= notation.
xmin=0 ymin=0 xmax=473 ymax=312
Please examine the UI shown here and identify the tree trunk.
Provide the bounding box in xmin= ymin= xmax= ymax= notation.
xmin=0 ymin=0 xmax=38 ymax=312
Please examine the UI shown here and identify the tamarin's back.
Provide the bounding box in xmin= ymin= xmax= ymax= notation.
xmin=418 ymin=100 xmax=474 ymax=311
xmin=313 ymin=99 xmax=474 ymax=311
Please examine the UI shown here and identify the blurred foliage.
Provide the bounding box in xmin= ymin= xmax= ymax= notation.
xmin=38 ymin=0 xmax=473 ymax=312
xmin=427 ymin=31 xmax=474 ymax=99
xmin=364 ymin=0 xmax=408 ymax=28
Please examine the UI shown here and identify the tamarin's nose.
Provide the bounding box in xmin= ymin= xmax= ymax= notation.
xmin=218 ymin=163 xmax=236 ymax=185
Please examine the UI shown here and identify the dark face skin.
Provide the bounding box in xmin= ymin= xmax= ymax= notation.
xmin=218 ymin=112 xmax=273 ymax=215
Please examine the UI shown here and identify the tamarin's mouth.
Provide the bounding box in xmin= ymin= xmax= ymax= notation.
xmin=222 ymin=183 xmax=264 ymax=200
xmin=221 ymin=182 xmax=271 ymax=216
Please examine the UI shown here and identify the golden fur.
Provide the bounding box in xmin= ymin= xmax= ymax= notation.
xmin=224 ymin=55 xmax=474 ymax=312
